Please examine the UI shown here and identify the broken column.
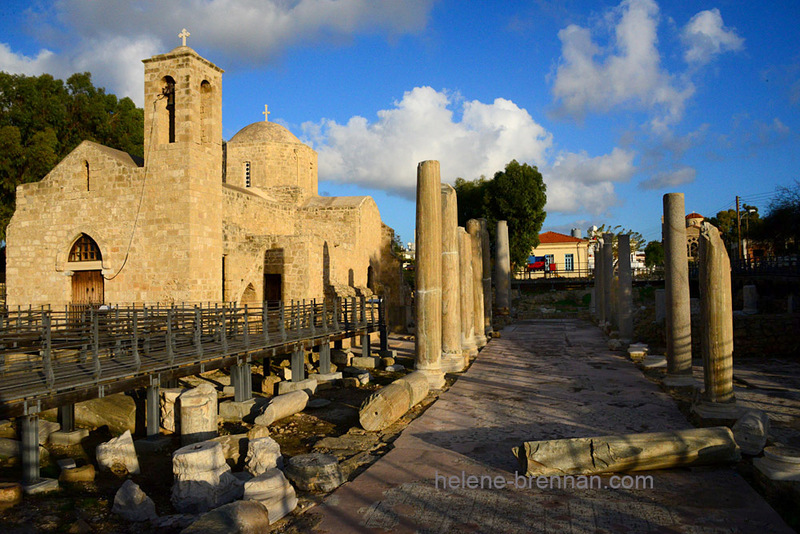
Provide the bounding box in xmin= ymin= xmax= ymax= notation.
xmin=513 ymin=427 xmax=740 ymax=476
xmin=414 ymin=160 xmax=445 ymax=388
xmin=617 ymin=234 xmax=633 ymax=340
xmin=663 ymin=193 xmax=694 ymax=386
xmin=359 ymin=371 xmax=430 ymax=431
xmin=693 ymin=222 xmax=740 ymax=422
xmin=495 ymin=220 xmax=511 ymax=315
xmin=467 ymin=219 xmax=486 ymax=348
xmin=254 ymin=390 xmax=309 ymax=426
xmin=440 ymin=184 xmax=465 ymax=373
xmin=595 ymin=240 xmax=606 ymax=324
xmin=480 ymin=219 xmax=493 ymax=335
xmin=171 ymin=440 xmax=242 ymax=513
xmin=602 ymin=233 xmax=614 ymax=327
xmin=179 ymin=383 xmax=218 ymax=445
xmin=458 ymin=227 xmax=478 ymax=360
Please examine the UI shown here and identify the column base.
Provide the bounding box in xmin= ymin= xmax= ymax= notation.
xmin=663 ymin=373 xmax=697 ymax=388
xmin=440 ymin=351 xmax=466 ymax=373
xmin=692 ymin=400 xmax=744 ymax=425
xmin=475 ymin=335 xmax=487 ymax=349
xmin=415 ymin=368 xmax=446 ymax=389
xmin=641 ymin=355 xmax=667 ymax=369
xmin=49 ymin=429 xmax=89 ymax=446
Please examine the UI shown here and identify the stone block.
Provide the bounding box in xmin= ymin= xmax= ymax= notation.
xmin=385 ymin=364 xmax=405 ymax=372
xmin=280 ymin=368 xmax=293 ymax=381
xmin=244 ymin=437 xmax=283 ymax=476
xmin=342 ymin=377 xmax=360 ymax=388
xmin=380 ymin=356 xmax=395 ymax=367
xmin=59 ymin=464 xmax=95 ymax=483
xmin=351 ymin=356 xmax=379 ymax=369
xmin=0 ymin=482 xmax=22 ymax=509
xmin=330 ymin=349 xmax=352 ymax=366
xmin=96 ymin=430 xmax=140 ymax=475
xmin=179 ymin=383 xmax=219 ymax=445
xmin=57 ymin=458 xmax=77 ymax=470
xmin=247 ymin=425 xmax=270 ymax=440
xmin=160 ymin=388 xmax=187 ymax=434
xmin=181 ymin=500 xmax=271 ymax=533
xmin=218 ymin=398 xmax=269 ymax=423
xmin=732 ymin=409 xmax=770 ymax=456
xmin=284 ymin=453 xmax=343 ymax=493
xmin=276 ymin=378 xmax=317 ymax=396
xmin=377 ymin=350 xmax=397 ymax=359
xmin=243 ymin=468 xmax=298 ymax=524
xmin=357 ymin=373 xmax=371 ymax=385
xmin=210 ymin=434 xmax=249 ymax=467
xmin=261 ymin=375 xmax=282 ymax=395
xmin=22 ymin=478 xmax=59 ymax=495
xmin=49 ymin=428 xmax=90 ymax=446
xmin=38 ymin=420 xmax=60 ymax=444
xmin=112 ymin=480 xmax=158 ymax=522
xmin=171 ymin=440 xmax=244 ymax=514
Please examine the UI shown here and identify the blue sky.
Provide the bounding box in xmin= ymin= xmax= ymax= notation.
xmin=1 ymin=0 xmax=798 ymax=246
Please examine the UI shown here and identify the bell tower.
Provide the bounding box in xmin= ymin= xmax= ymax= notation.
xmin=137 ymin=32 xmax=225 ymax=302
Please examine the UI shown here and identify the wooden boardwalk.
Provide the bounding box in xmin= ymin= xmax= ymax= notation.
xmin=0 ymin=297 xmax=384 ymax=418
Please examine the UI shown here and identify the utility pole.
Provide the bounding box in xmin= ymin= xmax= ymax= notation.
xmin=736 ymin=195 xmax=742 ymax=260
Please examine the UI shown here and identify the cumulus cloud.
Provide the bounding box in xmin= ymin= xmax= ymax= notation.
xmin=542 ymin=148 xmax=636 ymax=214
xmin=0 ymin=0 xmax=435 ymax=105
xmin=551 ymin=0 xmax=694 ymax=129
xmin=681 ymin=8 xmax=744 ymax=66
xmin=303 ymin=86 xmax=553 ymax=198
xmin=639 ymin=166 xmax=696 ymax=190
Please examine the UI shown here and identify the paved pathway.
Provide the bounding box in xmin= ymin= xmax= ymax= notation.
xmin=309 ymin=319 xmax=792 ymax=533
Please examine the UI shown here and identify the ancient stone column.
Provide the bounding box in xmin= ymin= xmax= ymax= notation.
xmin=694 ymin=222 xmax=739 ymax=421
xmin=458 ymin=227 xmax=478 ymax=360
xmin=414 ymin=161 xmax=445 ymax=389
xmin=602 ymin=233 xmax=614 ymax=327
xmin=595 ymin=240 xmax=606 ymax=324
xmin=440 ymin=184 xmax=464 ymax=373
xmin=495 ymin=220 xmax=511 ymax=315
xmin=480 ymin=219 xmax=493 ymax=335
xmin=663 ymin=193 xmax=693 ymax=386
xmin=617 ymin=234 xmax=633 ymax=340
xmin=467 ymin=219 xmax=486 ymax=348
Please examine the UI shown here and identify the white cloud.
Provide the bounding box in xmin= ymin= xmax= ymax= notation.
xmin=0 ymin=0 xmax=435 ymax=105
xmin=303 ymin=86 xmax=553 ymax=198
xmin=681 ymin=8 xmax=743 ymax=66
xmin=639 ymin=166 xmax=696 ymax=190
xmin=542 ymin=148 xmax=636 ymax=214
xmin=551 ymin=0 xmax=694 ymax=129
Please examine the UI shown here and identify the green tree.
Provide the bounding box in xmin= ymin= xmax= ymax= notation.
xmin=644 ymin=240 xmax=664 ymax=267
xmin=454 ymin=160 xmax=547 ymax=267
xmin=0 ymin=71 xmax=144 ymax=241
xmin=590 ymin=224 xmax=645 ymax=258
xmin=758 ymin=180 xmax=800 ymax=254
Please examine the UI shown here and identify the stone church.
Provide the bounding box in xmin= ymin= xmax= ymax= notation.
xmin=6 ymin=42 xmax=402 ymax=318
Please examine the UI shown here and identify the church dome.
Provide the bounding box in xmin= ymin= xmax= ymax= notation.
xmin=229 ymin=121 xmax=302 ymax=145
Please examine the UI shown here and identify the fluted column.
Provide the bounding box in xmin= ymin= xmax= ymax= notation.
xmin=617 ymin=234 xmax=633 ymax=340
xmin=467 ymin=219 xmax=486 ymax=348
xmin=480 ymin=219 xmax=493 ymax=335
xmin=440 ymin=184 xmax=464 ymax=372
xmin=414 ymin=161 xmax=445 ymax=388
xmin=602 ymin=233 xmax=614 ymax=327
xmin=663 ymin=193 xmax=693 ymax=386
xmin=458 ymin=227 xmax=478 ymax=360
xmin=495 ymin=220 xmax=511 ymax=314
xmin=694 ymin=222 xmax=739 ymax=420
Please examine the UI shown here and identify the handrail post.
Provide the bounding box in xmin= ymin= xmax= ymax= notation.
xmin=132 ymin=309 xmax=141 ymax=372
xmin=91 ymin=309 xmax=101 ymax=381
xmin=262 ymin=303 xmax=270 ymax=345
xmin=243 ymin=304 xmax=250 ymax=350
xmin=42 ymin=312 xmax=54 ymax=390
xmin=310 ymin=299 xmax=317 ymax=337
xmin=166 ymin=308 xmax=174 ymax=365
xmin=194 ymin=306 xmax=203 ymax=359
xmin=221 ymin=307 xmax=228 ymax=354
xmin=279 ymin=302 xmax=286 ymax=342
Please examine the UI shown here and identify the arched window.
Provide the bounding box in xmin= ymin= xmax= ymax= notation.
xmin=161 ymin=76 xmax=176 ymax=144
xmin=69 ymin=234 xmax=102 ymax=262
xmin=200 ymin=80 xmax=212 ymax=143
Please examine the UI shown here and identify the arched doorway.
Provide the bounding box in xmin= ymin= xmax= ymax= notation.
xmin=264 ymin=248 xmax=284 ymax=304
xmin=68 ymin=234 xmax=104 ymax=308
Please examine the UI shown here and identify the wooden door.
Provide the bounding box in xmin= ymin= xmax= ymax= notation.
xmin=264 ymin=274 xmax=282 ymax=303
xmin=72 ymin=270 xmax=104 ymax=305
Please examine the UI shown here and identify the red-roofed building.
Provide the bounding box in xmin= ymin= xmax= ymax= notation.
xmin=525 ymin=231 xmax=590 ymax=278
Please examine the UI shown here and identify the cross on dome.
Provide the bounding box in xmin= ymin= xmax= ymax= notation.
xmin=179 ymin=28 xmax=190 ymax=47
xmin=263 ymin=105 xmax=271 ymax=122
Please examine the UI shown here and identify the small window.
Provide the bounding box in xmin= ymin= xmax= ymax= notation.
xmin=69 ymin=234 xmax=102 ymax=262
xmin=565 ymin=253 xmax=574 ymax=271
xmin=244 ymin=161 xmax=251 ymax=187
xmin=85 ymin=161 xmax=90 ymax=191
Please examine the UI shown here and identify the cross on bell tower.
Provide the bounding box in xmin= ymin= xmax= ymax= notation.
xmin=179 ymin=28 xmax=190 ymax=47
xmin=263 ymin=105 xmax=270 ymax=122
